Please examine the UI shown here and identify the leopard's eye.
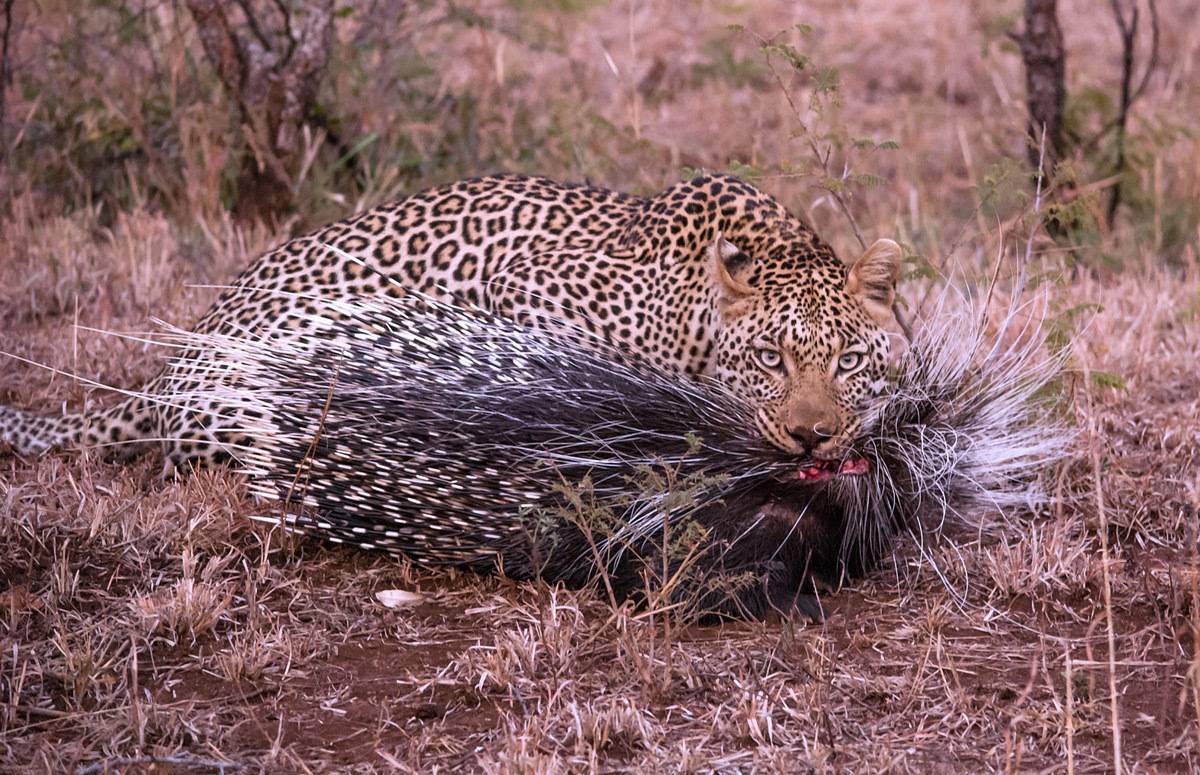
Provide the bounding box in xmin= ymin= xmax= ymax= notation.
xmin=837 ymin=352 xmax=865 ymax=374
xmin=755 ymin=348 xmax=784 ymax=372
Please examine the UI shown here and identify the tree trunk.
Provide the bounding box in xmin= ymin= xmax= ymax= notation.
xmin=185 ymin=0 xmax=334 ymax=225
xmin=1015 ymin=0 xmax=1066 ymax=172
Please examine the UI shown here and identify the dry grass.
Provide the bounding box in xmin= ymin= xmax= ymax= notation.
xmin=2 ymin=0 xmax=1200 ymax=772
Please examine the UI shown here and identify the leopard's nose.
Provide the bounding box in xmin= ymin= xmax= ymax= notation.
xmin=787 ymin=424 xmax=823 ymax=452
xmin=784 ymin=404 xmax=840 ymax=454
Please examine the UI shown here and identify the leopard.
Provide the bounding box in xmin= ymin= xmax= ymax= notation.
xmin=0 ymin=173 xmax=903 ymax=473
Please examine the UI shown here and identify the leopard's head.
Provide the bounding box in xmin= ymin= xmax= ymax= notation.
xmin=706 ymin=235 xmax=903 ymax=459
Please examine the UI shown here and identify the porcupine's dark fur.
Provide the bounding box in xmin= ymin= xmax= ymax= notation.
xmin=168 ymin=288 xmax=1069 ymax=620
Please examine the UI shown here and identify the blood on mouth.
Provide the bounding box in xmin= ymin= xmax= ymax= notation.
xmin=795 ymin=456 xmax=870 ymax=482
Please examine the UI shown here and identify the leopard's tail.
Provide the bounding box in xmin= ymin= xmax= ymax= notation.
xmin=0 ymin=393 xmax=160 ymax=461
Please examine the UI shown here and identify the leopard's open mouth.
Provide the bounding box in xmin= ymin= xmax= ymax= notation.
xmin=795 ymin=456 xmax=870 ymax=482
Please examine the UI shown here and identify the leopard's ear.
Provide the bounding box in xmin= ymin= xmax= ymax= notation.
xmin=846 ymin=239 xmax=902 ymax=324
xmin=710 ymin=233 xmax=755 ymax=316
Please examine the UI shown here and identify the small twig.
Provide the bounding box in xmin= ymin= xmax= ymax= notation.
xmin=1079 ymin=0 xmax=1159 ymax=157
xmin=977 ymin=216 xmax=1007 ymax=337
xmin=988 ymin=126 xmax=1046 ymax=362
xmin=564 ymin=473 xmax=620 ymax=612
xmin=1094 ymin=439 xmax=1123 ymax=775
xmin=1188 ymin=482 xmax=1200 ymax=756
xmin=1024 ymin=124 xmax=1048 ymax=267
xmin=273 ymin=0 xmax=297 ymax=63
xmin=1064 ymin=646 xmax=1076 ymax=775
xmin=1107 ymin=0 xmax=1159 ymax=227
xmin=0 ymin=701 xmax=72 ymax=718
xmin=812 ymin=639 xmax=839 ymax=761
xmin=510 ymin=683 xmax=529 ymax=715
xmin=281 ymin=350 xmax=343 ymax=525
xmin=0 ymin=0 xmax=14 ymax=162
xmin=75 ymin=756 xmax=245 ymax=775
xmin=1108 ymin=0 xmax=1137 ymax=226
xmin=890 ymin=292 xmax=915 ymax=343
xmin=1083 ymin=364 xmax=1123 ymax=775
xmin=233 ymin=0 xmax=274 ymax=53
xmin=1129 ymin=0 xmax=1160 ymax=105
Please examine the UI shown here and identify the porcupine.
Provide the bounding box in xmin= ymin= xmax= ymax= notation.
xmin=164 ymin=280 xmax=1071 ymax=620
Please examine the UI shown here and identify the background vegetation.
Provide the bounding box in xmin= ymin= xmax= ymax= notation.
xmin=1 ymin=1 xmax=1198 ymax=772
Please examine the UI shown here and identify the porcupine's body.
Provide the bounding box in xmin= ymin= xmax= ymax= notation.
xmin=178 ymin=291 xmax=1067 ymax=619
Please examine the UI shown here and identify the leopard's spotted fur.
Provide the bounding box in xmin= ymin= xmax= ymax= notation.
xmin=0 ymin=174 xmax=902 ymax=471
